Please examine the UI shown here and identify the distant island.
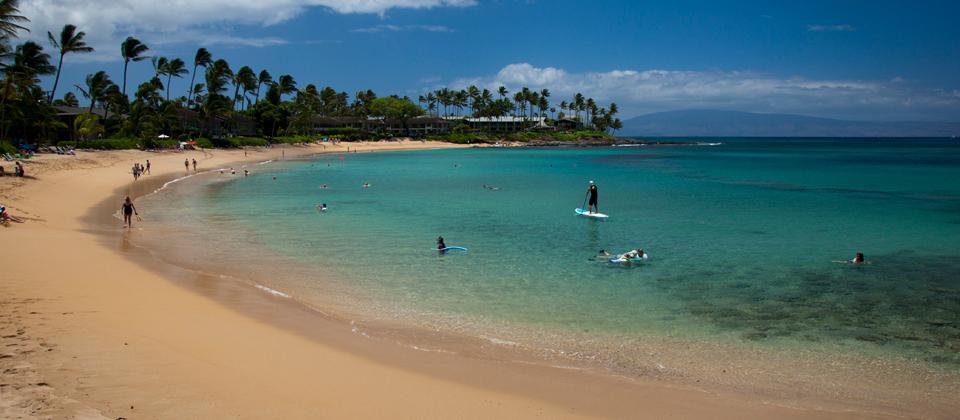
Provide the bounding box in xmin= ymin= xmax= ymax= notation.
xmin=620 ymin=109 xmax=960 ymax=137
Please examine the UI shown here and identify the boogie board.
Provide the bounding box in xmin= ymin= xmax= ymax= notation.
xmin=575 ymin=208 xmax=609 ymax=218
xmin=438 ymin=246 xmax=468 ymax=252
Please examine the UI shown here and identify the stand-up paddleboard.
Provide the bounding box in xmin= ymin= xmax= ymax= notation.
xmin=438 ymin=246 xmax=468 ymax=252
xmin=575 ymin=208 xmax=609 ymax=219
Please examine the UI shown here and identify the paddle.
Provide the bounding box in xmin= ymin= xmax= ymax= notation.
xmin=581 ymin=190 xmax=589 ymax=212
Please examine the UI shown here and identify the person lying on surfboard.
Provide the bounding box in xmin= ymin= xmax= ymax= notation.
xmin=614 ymin=248 xmax=647 ymax=263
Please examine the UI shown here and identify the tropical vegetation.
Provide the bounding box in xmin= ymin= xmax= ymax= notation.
xmin=0 ymin=0 xmax=621 ymax=150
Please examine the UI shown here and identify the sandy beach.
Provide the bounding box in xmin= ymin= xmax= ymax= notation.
xmin=0 ymin=141 xmax=903 ymax=419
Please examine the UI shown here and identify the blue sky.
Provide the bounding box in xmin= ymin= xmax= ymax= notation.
xmin=21 ymin=0 xmax=960 ymax=121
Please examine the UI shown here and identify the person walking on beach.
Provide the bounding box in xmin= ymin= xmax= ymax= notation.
xmin=184 ymin=158 xmax=189 ymax=172
xmin=145 ymin=159 xmax=151 ymax=174
xmin=192 ymin=158 xmax=197 ymax=172
xmin=121 ymin=196 xmax=138 ymax=228
xmin=14 ymin=161 xmax=24 ymax=177
xmin=586 ymin=181 xmax=599 ymax=213
xmin=132 ymin=163 xmax=140 ymax=180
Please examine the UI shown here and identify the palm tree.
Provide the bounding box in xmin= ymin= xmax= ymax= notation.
xmin=276 ymin=74 xmax=297 ymax=100
xmin=75 ymin=70 xmax=112 ymax=113
xmin=232 ymin=66 xmax=255 ymax=111
xmin=188 ymin=47 xmax=212 ymax=106
xmin=151 ymin=56 xmax=168 ymax=79
xmin=255 ymin=70 xmax=272 ymax=104
xmin=0 ymin=0 xmax=29 ymax=39
xmin=46 ymin=24 xmax=93 ymax=103
xmin=497 ymin=86 xmax=508 ymax=100
xmin=539 ymin=88 xmax=550 ymax=118
xmin=120 ymin=36 xmax=149 ymax=97
xmin=1 ymin=41 xmax=54 ymax=140
xmin=164 ymin=58 xmax=187 ymax=101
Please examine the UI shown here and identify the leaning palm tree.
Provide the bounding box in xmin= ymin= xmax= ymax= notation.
xmin=0 ymin=0 xmax=29 ymax=39
xmin=188 ymin=47 xmax=212 ymax=106
xmin=163 ymin=58 xmax=187 ymax=101
xmin=120 ymin=36 xmax=149 ymax=97
xmin=46 ymin=24 xmax=93 ymax=103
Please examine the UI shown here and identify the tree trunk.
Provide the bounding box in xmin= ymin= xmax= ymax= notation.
xmin=122 ymin=59 xmax=129 ymax=97
xmin=188 ymin=64 xmax=198 ymax=106
xmin=49 ymin=53 xmax=65 ymax=104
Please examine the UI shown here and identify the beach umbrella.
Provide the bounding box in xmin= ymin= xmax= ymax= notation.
xmin=158 ymin=134 xmax=170 ymax=138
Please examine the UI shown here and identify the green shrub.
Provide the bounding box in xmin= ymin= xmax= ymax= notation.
xmin=211 ymin=136 xmax=270 ymax=148
xmin=0 ymin=141 xmax=16 ymax=155
xmin=194 ymin=137 xmax=214 ymax=148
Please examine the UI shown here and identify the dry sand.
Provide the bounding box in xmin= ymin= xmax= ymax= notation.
xmin=0 ymin=141 xmax=898 ymax=419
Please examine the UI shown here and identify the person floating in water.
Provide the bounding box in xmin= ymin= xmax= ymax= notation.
xmin=615 ymin=248 xmax=646 ymax=263
xmin=851 ymin=252 xmax=865 ymax=264
xmin=362 ymin=182 xmax=370 ymax=188
xmin=437 ymin=236 xmax=446 ymax=250
xmin=121 ymin=196 xmax=138 ymax=228
xmin=586 ymin=181 xmax=599 ymax=213
xmin=316 ymin=203 xmax=327 ymax=212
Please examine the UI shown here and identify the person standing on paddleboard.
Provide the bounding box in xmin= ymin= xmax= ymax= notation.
xmin=586 ymin=181 xmax=599 ymax=213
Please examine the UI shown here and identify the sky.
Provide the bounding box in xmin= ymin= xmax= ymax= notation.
xmin=18 ymin=0 xmax=960 ymax=121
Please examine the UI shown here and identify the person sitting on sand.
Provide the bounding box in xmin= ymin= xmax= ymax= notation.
xmin=121 ymin=196 xmax=138 ymax=229
xmin=851 ymin=252 xmax=865 ymax=264
xmin=0 ymin=204 xmax=24 ymax=223
xmin=437 ymin=236 xmax=447 ymax=250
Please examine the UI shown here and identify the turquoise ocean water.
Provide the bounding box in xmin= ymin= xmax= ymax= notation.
xmin=141 ymin=139 xmax=960 ymax=380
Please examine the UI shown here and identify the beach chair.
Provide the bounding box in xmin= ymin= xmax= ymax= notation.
xmin=3 ymin=153 xmax=14 ymax=161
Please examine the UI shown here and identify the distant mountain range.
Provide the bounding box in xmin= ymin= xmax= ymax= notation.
xmin=619 ymin=110 xmax=960 ymax=137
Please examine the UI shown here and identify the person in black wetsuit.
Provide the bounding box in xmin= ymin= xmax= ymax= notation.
xmin=121 ymin=196 xmax=138 ymax=228
xmin=586 ymin=180 xmax=599 ymax=213
xmin=437 ymin=236 xmax=446 ymax=251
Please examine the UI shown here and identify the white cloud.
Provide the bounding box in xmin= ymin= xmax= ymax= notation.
xmin=448 ymin=63 xmax=960 ymax=120
xmin=807 ymin=24 xmax=855 ymax=32
xmin=19 ymin=0 xmax=474 ymax=61
xmin=352 ymin=24 xmax=453 ymax=33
